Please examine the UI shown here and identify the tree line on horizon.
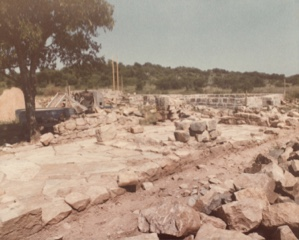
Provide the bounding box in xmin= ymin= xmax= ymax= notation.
xmin=29 ymin=60 xmax=299 ymax=94
xmin=1 ymin=58 xmax=298 ymax=96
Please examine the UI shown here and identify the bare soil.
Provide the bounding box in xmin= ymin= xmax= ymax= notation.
xmin=26 ymin=128 xmax=295 ymax=240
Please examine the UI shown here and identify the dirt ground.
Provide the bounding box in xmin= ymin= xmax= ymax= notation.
xmin=26 ymin=127 xmax=296 ymax=240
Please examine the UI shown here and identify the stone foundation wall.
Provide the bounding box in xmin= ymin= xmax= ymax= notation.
xmin=141 ymin=94 xmax=283 ymax=109
xmin=185 ymin=94 xmax=284 ymax=109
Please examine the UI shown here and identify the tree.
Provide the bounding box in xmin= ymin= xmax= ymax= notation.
xmin=0 ymin=0 xmax=114 ymax=141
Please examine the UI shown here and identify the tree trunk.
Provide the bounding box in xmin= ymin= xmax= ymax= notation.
xmin=20 ymin=66 xmax=39 ymax=142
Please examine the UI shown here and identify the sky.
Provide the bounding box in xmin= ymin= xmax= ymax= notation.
xmin=97 ymin=0 xmax=299 ymax=76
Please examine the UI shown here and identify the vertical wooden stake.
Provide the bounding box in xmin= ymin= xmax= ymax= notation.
xmin=111 ymin=58 xmax=115 ymax=91
xmin=116 ymin=58 xmax=119 ymax=91
xmin=284 ymin=78 xmax=286 ymax=99
xmin=121 ymin=75 xmax=123 ymax=92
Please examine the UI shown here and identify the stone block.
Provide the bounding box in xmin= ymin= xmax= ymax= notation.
xmin=95 ymin=123 xmax=117 ymax=142
xmin=75 ymin=118 xmax=87 ymax=126
xmin=64 ymin=120 xmax=76 ymax=130
xmin=106 ymin=112 xmax=118 ymax=124
xmin=64 ymin=192 xmax=90 ymax=212
xmin=206 ymin=119 xmax=217 ymax=132
xmin=40 ymin=132 xmax=54 ymax=146
xmin=130 ymin=125 xmax=144 ymax=134
xmin=262 ymin=202 xmax=299 ymax=230
xmin=42 ymin=199 xmax=72 ymax=225
xmin=195 ymin=223 xmax=252 ymax=240
xmin=192 ymin=189 xmax=224 ymax=215
xmin=174 ymin=120 xmax=192 ymax=131
xmin=141 ymin=182 xmax=154 ymax=191
xmin=195 ymin=130 xmax=210 ymax=142
xmin=234 ymin=187 xmax=269 ymax=204
xmin=86 ymin=186 xmax=110 ymax=205
xmin=174 ymin=130 xmax=190 ymax=143
xmin=190 ymin=121 xmax=207 ymax=135
xmin=215 ymin=199 xmax=266 ymax=232
xmin=233 ymin=173 xmax=276 ymax=203
xmin=117 ymin=171 xmax=139 ymax=187
xmin=0 ymin=205 xmax=42 ymax=240
xmin=199 ymin=212 xmax=226 ymax=229
xmin=272 ymin=225 xmax=297 ymax=240
xmin=138 ymin=201 xmax=202 ymax=237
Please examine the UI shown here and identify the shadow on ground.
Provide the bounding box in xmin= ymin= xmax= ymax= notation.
xmin=0 ymin=122 xmax=26 ymax=145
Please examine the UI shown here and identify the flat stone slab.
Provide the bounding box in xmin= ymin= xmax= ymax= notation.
xmin=0 ymin=160 xmax=40 ymax=181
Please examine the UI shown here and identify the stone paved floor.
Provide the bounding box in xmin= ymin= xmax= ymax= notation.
xmin=0 ymin=122 xmax=272 ymax=239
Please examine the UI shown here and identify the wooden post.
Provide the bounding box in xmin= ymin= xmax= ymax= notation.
xmin=121 ymin=75 xmax=124 ymax=92
xmin=116 ymin=58 xmax=119 ymax=91
xmin=284 ymin=78 xmax=286 ymax=99
xmin=111 ymin=59 xmax=115 ymax=91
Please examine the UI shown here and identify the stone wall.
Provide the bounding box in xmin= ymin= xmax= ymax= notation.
xmin=141 ymin=94 xmax=283 ymax=109
xmin=185 ymin=94 xmax=284 ymax=109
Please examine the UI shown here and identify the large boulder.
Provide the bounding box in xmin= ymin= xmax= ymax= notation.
xmin=138 ymin=201 xmax=202 ymax=237
xmin=233 ymin=173 xmax=276 ymax=203
xmin=271 ymin=225 xmax=297 ymax=240
xmin=215 ymin=199 xmax=266 ymax=232
xmin=260 ymin=162 xmax=285 ymax=183
xmin=195 ymin=223 xmax=252 ymax=240
xmin=262 ymin=202 xmax=299 ymax=231
xmin=234 ymin=187 xmax=269 ymax=203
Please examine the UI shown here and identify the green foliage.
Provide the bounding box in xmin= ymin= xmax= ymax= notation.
xmin=0 ymin=0 xmax=114 ymax=139
xmin=31 ymin=61 xmax=298 ymax=96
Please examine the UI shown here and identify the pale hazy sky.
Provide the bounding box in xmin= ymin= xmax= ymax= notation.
xmin=98 ymin=0 xmax=299 ymax=76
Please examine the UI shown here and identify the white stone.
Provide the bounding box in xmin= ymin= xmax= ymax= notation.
xmin=40 ymin=132 xmax=54 ymax=146
xmin=141 ymin=182 xmax=154 ymax=190
xmin=117 ymin=171 xmax=139 ymax=187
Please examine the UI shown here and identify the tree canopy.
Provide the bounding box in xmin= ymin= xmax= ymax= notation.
xmin=0 ymin=0 xmax=114 ymax=140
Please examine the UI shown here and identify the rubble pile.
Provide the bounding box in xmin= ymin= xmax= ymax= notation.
xmin=174 ymin=119 xmax=221 ymax=143
xmin=45 ymin=108 xmax=142 ymax=144
xmin=132 ymin=138 xmax=299 ymax=239
xmin=219 ymin=106 xmax=299 ymax=129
